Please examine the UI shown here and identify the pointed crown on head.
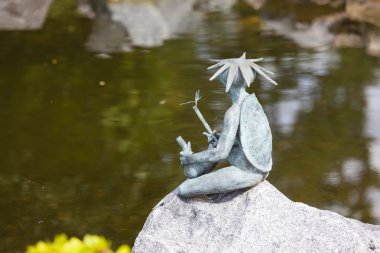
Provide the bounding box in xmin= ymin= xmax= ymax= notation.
xmin=208 ymin=53 xmax=277 ymax=92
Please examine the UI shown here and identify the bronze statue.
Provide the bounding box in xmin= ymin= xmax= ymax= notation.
xmin=177 ymin=53 xmax=277 ymax=197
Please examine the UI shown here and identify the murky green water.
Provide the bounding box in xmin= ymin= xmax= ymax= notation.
xmin=1 ymin=0 xmax=380 ymax=252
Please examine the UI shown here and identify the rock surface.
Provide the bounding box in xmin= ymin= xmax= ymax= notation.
xmin=133 ymin=181 xmax=380 ymax=253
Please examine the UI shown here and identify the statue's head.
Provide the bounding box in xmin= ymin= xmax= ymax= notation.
xmin=208 ymin=53 xmax=277 ymax=92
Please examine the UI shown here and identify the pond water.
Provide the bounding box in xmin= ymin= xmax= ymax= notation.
xmin=1 ymin=0 xmax=380 ymax=252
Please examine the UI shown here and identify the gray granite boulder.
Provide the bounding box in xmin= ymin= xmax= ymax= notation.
xmin=133 ymin=181 xmax=380 ymax=253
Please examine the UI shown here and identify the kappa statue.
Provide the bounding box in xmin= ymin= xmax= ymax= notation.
xmin=177 ymin=53 xmax=277 ymax=197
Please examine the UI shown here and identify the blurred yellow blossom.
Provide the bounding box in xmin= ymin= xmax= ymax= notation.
xmin=26 ymin=234 xmax=131 ymax=253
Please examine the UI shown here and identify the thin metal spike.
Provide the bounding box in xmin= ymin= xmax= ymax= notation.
xmin=248 ymin=58 xmax=263 ymax=62
xmin=239 ymin=64 xmax=253 ymax=87
xmin=207 ymin=61 xmax=226 ymax=70
xmin=209 ymin=63 xmax=230 ymax=81
xmin=226 ymin=65 xmax=238 ymax=92
xmin=250 ymin=63 xmax=278 ymax=85
xmin=260 ymin=67 xmax=275 ymax=75
xmin=256 ymin=64 xmax=275 ymax=75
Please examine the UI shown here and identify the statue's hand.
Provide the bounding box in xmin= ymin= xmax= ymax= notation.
xmin=203 ymin=131 xmax=220 ymax=148
xmin=180 ymin=151 xmax=193 ymax=165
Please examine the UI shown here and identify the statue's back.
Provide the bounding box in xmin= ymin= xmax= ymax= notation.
xmin=239 ymin=94 xmax=272 ymax=172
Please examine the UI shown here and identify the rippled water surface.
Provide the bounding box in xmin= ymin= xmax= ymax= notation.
xmin=0 ymin=0 xmax=380 ymax=251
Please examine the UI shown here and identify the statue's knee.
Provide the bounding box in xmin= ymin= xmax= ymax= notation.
xmin=247 ymin=172 xmax=265 ymax=185
xmin=177 ymin=183 xmax=190 ymax=197
xmin=235 ymin=170 xmax=264 ymax=188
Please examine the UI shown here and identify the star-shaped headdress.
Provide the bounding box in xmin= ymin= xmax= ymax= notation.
xmin=208 ymin=53 xmax=277 ymax=92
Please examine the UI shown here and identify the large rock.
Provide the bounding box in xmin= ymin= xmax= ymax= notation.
xmin=133 ymin=181 xmax=380 ymax=253
xmin=347 ymin=0 xmax=380 ymax=28
xmin=0 ymin=0 xmax=53 ymax=30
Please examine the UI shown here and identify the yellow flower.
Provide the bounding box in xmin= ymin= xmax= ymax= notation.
xmin=26 ymin=241 xmax=52 ymax=253
xmin=83 ymin=234 xmax=112 ymax=251
xmin=25 ymin=233 xmax=130 ymax=253
xmin=116 ymin=245 xmax=131 ymax=253
xmin=62 ymin=237 xmax=84 ymax=253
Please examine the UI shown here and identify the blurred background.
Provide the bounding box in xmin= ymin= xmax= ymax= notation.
xmin=1 ymin=0 xmax=380 ymax=251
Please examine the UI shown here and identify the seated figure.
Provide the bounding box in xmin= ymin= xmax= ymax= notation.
xmin=178 ymin=53 xmax=277 ymax=197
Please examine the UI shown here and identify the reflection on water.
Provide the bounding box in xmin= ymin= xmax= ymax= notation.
xmin=263 ymin=18 xmax=334 ymax=48
xmin=85 ymin=0 xmax=268 ymax=53
xmin=0 ymin=0 xmax=380 ymax=252
xmin=366 ymin=83 xmax=380 ymax=173
xmin=85 ymin=0 xmax=235 ymax=52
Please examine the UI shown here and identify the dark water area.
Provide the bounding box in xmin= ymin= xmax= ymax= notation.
xmin=0 ymin=0 xmax=380 ymax=252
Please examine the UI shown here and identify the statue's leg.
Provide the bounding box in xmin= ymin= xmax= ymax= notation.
xmin=178 ymin=166 xmax=265 ymax=197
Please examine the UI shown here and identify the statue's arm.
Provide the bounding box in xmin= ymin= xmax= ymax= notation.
xmin=182 ymin=105 xmax=240 ymax=164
